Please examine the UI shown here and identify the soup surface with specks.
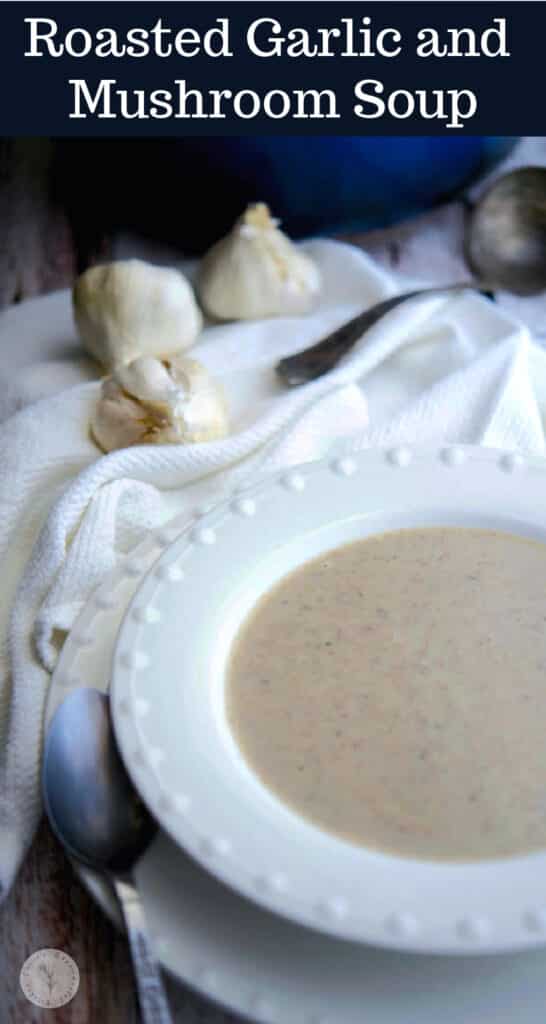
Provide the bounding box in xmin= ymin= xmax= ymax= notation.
xmin=226 ymin=527 xmax=546 ymax=860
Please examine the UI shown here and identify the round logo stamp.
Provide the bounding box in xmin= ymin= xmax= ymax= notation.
xmin=19 ymin=948 xmax=80 ymax=1008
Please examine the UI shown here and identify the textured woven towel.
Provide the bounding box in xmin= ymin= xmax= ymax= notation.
xmin=0 ymin=238 xmax=540 ymax=899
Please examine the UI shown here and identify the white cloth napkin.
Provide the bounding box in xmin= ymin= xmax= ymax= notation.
xmin=0 ymin=238 xmax=544 ymax=900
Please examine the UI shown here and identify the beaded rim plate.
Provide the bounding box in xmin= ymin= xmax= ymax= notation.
xmin=111 ymin=444 xmax=546 ymax=954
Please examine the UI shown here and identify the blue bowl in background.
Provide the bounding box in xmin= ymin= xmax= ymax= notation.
xmin=69 ymin=137 xmax=516 ymax=255
xmin=170 ymin=136 xmax=516 ymax=251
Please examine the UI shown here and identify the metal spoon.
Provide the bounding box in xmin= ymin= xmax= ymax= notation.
xmin=466 ymin=166 xmax=546 ymax=294
xmin=276 ymin=283 xmax=486 ymax=387
xmin=276 ymin=166 xmax=546 ymax=387
xmin=43 ymin=688 xmax=173 ymax=1024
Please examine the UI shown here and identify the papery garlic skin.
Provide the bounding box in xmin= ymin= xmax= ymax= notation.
xmin=198 ymin=203 xmax=321 ymax=321
xmin=91 ymin=378 xmax=153 ymax=452
xmin=74 ymin=259 xmax=203 ymax=370
xmin=90 ymin=354 xmax=229 ymax=453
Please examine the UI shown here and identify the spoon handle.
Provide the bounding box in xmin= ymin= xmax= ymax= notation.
xmin=114 ymin=876 xmax=173 ymax=1024
xmin=275 ymin=282 xmax=478 ymax=388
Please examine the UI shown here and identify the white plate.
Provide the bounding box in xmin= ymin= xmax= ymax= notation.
xmin=45 ymin=452 xmax=546 ymax=1024
xmin=110 ymin=445 xmax=546 ymax=955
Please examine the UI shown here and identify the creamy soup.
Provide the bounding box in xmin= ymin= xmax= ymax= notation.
xmin=227 ymin=527 xmax=546 ymax=860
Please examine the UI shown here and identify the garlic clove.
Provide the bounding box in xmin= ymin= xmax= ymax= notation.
xmin=197 ymin=202 xmax=321 ymax=321
xmin=114 ymin=356 xmax=179 ymax=407
xmin=90 ymin=355 xmax=229 ymax=453
xmin=90 ymin=380 xmax=158 ymax=452
xmin=165 ymin=354 xmax=229 ymax=443
xmin=74 ymin=259 xmax=203 ymax=371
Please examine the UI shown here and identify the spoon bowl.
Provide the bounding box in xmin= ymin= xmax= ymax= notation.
xmin=43 ymin=688 xmax=172 ymax=1024
xmin=466 ymin=166 xmax=546 ymax=295
xmin=43 ymin=688 xmax=156 ymax=874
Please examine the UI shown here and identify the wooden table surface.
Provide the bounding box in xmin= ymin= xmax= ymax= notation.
xmin=1 ymin=183 xmax=542 ymax=1023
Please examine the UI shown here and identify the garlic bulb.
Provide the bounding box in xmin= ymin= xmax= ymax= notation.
xmin=197 ymin=203 xmax=321 ymax=321
xmin=74 ymin=259 xmax=203 ymax=370
xmin=91 ymin=354 xmax=229 ymax=453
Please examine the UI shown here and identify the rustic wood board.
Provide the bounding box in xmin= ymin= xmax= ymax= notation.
xmin=0 ymin=820 xmax=243 ymax=1023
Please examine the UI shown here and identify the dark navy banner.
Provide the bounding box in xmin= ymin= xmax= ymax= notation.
xmin=0 ymin=2 xmax=542 ymax=134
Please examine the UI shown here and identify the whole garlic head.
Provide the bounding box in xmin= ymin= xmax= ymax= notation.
xmin=91 ymin=354 xmax=229 ymax=453
xmin=74 ymin=259 xmax=203 ymax=370
xmin=197 ymin=203 xmax=321 ymax=321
